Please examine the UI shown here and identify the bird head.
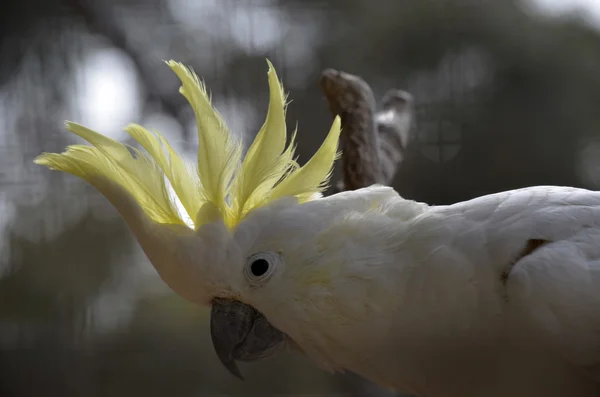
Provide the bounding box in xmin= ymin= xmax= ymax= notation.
xmin=35 ymin=59 xmax=347 ymax=378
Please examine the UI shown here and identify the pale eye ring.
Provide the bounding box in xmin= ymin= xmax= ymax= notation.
xmin=245 ymin=251 xmax=279 ymax=284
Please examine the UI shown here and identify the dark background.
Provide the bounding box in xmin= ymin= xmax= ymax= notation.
xmin=2 ymin=0 xmax=600 ymax=396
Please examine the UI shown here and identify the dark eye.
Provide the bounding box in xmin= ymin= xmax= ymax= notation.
xmin=245 ymin=251 xmax=280 ymax=285
xmin=250 ymin=258 xmax=270 ymax=277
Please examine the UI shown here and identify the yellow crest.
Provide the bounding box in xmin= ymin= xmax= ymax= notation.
xmin=35 ymin=60 xmax=341 ymax=229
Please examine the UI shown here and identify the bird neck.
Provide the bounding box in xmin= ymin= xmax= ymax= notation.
xmin=88 ymin=176 xmax=216 ymax=305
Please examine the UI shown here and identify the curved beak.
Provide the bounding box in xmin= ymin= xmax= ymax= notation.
xmin=210 ymin=298 xmax=287 ymax=380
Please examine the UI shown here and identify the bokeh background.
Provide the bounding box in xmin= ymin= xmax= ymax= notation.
xmin=2 ymin=0 xmax=600 ymax=396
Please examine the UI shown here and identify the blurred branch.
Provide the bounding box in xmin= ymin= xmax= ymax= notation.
xmin=320 ymin=69 xmax=413 ymax=193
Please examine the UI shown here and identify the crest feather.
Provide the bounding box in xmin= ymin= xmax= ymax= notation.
xmin=124 ymin=124 xmax=202 ymax=222
xmin=231 ymin=60 xmax=297 ymax=222
xmin=270 ymin=115 xmax=342 ymax=202
xmin=34 ymin=59 xmax=342 ymax=230
xmin=34 ymin=122 xmax=184 ymax=224
xmin=166 ymin=60 xmax=242 ymax=225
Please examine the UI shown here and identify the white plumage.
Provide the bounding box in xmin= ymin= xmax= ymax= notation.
xmin=265 ymin=185 xmax=600 ymax=397
xmin=34 ymin=59 xmax=600 ymax=397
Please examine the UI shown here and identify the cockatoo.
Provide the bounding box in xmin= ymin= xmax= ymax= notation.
xmin=35 ymin=60 xmax=600 ymax=397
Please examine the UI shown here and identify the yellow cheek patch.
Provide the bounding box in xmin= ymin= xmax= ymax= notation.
xmin=300 ymin=268 xmax=332 ymax=286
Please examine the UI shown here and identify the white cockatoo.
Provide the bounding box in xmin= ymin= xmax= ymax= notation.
xmin=35 ymin=60 xmax=600 ymax=397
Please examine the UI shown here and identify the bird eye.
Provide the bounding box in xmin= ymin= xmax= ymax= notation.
xmin=250 ymin=258 xmax=269 ymax=277
xmin=245 ymin=252 xmax=279 ymax=285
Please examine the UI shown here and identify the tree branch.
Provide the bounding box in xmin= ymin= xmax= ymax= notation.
xmin=320 ymin=69 xmax=413 ymax=193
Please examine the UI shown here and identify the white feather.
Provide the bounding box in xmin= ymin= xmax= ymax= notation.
xmin=232 ymin=185 xmax=600 ymax=397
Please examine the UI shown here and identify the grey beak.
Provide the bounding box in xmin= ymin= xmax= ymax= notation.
xmin=210 ymin=298 xmax=287 ymax=380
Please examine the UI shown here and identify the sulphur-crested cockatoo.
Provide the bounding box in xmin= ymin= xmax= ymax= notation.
xmin=35 ymin=60 xmax=600 ymax=397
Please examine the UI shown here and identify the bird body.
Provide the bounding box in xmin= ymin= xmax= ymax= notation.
xmin=225 ymin=184 xmax=600 ymax=397
xmin=285 ymin=184 xmax=600 ymax=397
xmin=35 ymin=60 xmax=600 ymax=397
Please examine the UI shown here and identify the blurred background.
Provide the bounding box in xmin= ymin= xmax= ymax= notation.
xmin=2 ymin=0 xmax=600 ymax=396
